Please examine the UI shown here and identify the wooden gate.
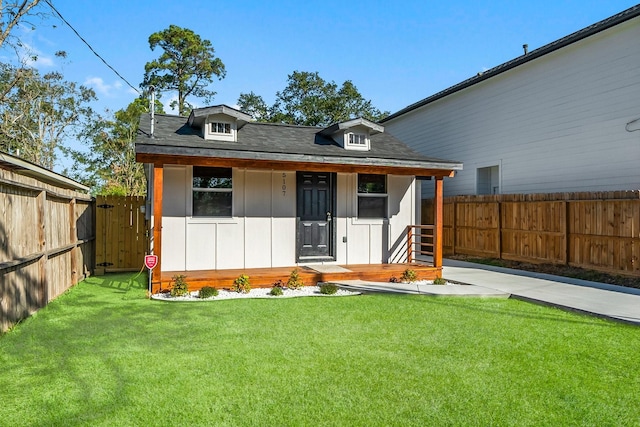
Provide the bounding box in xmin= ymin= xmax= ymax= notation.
xmin=95 ymin=195 xmax=148 ymax=273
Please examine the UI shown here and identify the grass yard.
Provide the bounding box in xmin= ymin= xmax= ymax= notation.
xmin=1 ymin=273 xmax=639 ymax=426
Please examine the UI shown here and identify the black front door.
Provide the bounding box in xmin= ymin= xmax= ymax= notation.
xmin=296 ymin=172 xmax=335 ymax=261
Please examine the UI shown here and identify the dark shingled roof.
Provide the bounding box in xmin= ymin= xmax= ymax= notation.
xmin=381 ymin=4 xmax=640 ymax=122
xmin=136 ymin=113 xmax=462 ymax=172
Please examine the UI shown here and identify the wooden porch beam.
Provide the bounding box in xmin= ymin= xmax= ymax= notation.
xmin=152 ymin=164 xmax=163 ymax=287
xmin=136 ymin=153 xmax=456 ymax=178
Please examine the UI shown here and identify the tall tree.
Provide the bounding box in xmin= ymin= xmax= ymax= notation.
xmin=0 ymin=0 xmax=43 ymax=50
xmin=238 ymin=71 xmax=388 ymax=127
xmin=237 ymin=91 xmax=269 ymax=122
xmin=141 ymin=25 xmax=225 ymax=116
xmin=0 ymin=0 xmax=50 ymax=105
xmin=70 ymin=96 xmax=164 ymax=195
xmin=0 ymin=66 xmax=96 ymax=169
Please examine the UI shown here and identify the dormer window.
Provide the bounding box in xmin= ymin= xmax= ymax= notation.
xmin=318 ymin=118 xmax=382 ymax=152
xmin=188 ymin=105 xmax=253 ymax=142
xmin=211 ymin=122 xmax=231 ymax=134
xmin=348 ymin=133 xmax=367 ymax=146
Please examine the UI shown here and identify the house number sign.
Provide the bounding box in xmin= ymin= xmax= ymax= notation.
xmin=282 ymin=173 xmax=287 ymax=196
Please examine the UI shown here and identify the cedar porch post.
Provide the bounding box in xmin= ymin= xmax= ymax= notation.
xmin=152 ymin=163 xmax=164 ymax=290
xmin=434 ymin=177 xmax=444 ymax=273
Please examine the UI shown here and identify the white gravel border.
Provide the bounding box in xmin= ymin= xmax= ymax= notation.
xmin=151 ymin=285 xmax=361 ymax=301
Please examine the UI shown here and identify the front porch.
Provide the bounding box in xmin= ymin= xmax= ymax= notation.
xmin=156 ymin=262 xmax=440 ymax=293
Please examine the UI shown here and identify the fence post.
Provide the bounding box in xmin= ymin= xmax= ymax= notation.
xmin=564 ymin=200 xmax=570 ymax=265
xmin=36 ymin=190 xmax=48 ymax=306
xmin=497 ymin=200 xmax=502 ymax=260
xmin=69 ymin=198 xmax=78 ymax=285
xmin=452 ymin=199 xmax=456 ymax=256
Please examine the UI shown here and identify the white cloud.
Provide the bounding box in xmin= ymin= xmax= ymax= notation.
xmin=17 ymin=42 xmax=54 ymax=68
xmin=84 ymin=76 xmax=123 ymax=97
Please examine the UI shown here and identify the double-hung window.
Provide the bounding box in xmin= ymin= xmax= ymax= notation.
xmin=192 ymin=166 xmax=232 ymax=217
xmin=357 ymin=174 xmax=387 ymax=218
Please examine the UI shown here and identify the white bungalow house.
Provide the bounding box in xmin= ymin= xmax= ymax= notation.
xmin=135 ymin=105 xmax=462 ymax=290
xmin=381 ymin=4 xmax=640 ymax=197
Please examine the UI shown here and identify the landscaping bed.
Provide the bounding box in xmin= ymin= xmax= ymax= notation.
xmin=448 ymin=255 xmax=640 ymax=289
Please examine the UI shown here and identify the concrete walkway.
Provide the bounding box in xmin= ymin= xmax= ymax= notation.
xmin=442 ymin=259 xmax=640 ymax=325
xmin=335 ymin=259 xmax=640 ymax=325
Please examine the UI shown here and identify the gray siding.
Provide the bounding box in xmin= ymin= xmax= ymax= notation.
xmin=385 ymin=17 xmax=640 ymax=196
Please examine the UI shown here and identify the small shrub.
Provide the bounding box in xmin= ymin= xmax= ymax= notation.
xmin=199 ymin=286 xmax=218 ymax=298
xmin=269 ymin=286 xmax=283 ymax=296
xmin=401 ymin=269 xmax=418 ymax=283
xmin=232 ymin=274 xmax=251 ymax=293
xmin=319 ymin=283 xmax=338 ymax=295
xmin=389 ymin=276 xmax=400 ymax=283
xmin=272 ymin=279 xmax=284 ymax=288
xmin=433 ymin=277 xmax=447 ymax=285
xmin=287 ymin=268 xmax=304 ymax=290
xmin=170 ymin=274 xmax=190 ymax=297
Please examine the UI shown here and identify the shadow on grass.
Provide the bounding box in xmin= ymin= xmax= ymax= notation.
xmin=412 ymin=294 xmax=625 ymax=328
xmin=82 ymin=271 xmax=148 ymax=295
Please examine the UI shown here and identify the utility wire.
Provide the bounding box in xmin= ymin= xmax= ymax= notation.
xmin=43 ymin=0 xmax=141 ymax=95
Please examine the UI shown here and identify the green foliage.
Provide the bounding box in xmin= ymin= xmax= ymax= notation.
xmin=232 ymin=274 xmax=251 ymax=293
xmin=401 ymin=269 xmax=418 ymax=283
xmin=0 ymin=0 xmax=42 ymax=51
xmin=237 ymin=91 xmax=269 ymax=121
xmin=319 ymin=283 xmax=338 ymax=295
xmin=199 ymin=286 xmax=218 ymax=299
xmin=142 ymin=25 xmax=226 ymax=116
xmin=170 ymin=275 xmax=189 ymax=297
xmin=433 ymin=277 xmax=447 ymax=285
xmin=268 ymin=286 xmax=283 ymax=296
xmin=286 ymin=268 xmax=304 ymax=290
xmin=71 ymin=96 xmax=164 ymax=195
xmin=0 ymin=65 xmax=97 ymax=170
xmin=237 ymin=70 xmax=388 ymax=126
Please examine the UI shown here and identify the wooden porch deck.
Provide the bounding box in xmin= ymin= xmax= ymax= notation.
xmin=156 ymin=262 xmax=440 ymax=293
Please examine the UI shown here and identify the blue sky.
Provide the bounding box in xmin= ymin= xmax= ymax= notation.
xmin=3 ymin=0 xmax=638 ymax=170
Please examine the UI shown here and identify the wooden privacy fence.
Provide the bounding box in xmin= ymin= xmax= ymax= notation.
xmin=1 ymin=158 xmax=94 ymax=333
xmin=423 ymin=191 xmax=640 ymax=277
xmin=95 ymin=195 xmax=148 ymax=273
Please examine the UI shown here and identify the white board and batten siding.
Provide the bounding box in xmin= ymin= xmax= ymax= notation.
xmin=385 ymin=17 xmax=640 ymax=197
xmin=156 ymin=166 xmax=416 ymax=271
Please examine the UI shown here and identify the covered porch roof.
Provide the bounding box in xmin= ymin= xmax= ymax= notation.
xmin=135 ymin=113 xmax=462 ymax=176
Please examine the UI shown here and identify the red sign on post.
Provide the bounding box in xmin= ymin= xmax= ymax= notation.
xmin=144 ymin=254 xmax=158 ymax=270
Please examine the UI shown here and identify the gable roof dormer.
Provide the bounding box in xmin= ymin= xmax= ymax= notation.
xmin=187 ymin=105 xmax=253 ymax=142
xmin=319 ymin=117 xmax=384 ymax=151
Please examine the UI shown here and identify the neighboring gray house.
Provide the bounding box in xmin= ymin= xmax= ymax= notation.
xmin=382 ymin=5 xmax=640 ymax=197
xmin=135 ymin=105 xmax=461 ymax=279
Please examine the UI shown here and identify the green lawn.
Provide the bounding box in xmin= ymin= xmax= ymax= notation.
xmin=1 ymin=273 xmax=638 ymax=426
